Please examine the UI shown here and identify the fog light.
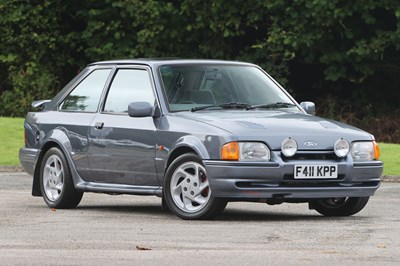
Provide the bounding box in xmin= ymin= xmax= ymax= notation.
xmin=334 ymin=138 xmax=350 ymax=158
xmin=281 ymin=138 xmax=297 ymax=157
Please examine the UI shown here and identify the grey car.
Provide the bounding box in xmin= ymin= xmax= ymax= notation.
xmin=19 ymin=59 xmax=383 ymax=219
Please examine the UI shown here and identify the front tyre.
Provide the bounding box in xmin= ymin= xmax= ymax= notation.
xmin=163 ymin=153 xmax=227 ymax=220
xmin=40 ymin=147 xmax=83 ymax=209
xmin=312 ymin=197 xmax=370 ymax=216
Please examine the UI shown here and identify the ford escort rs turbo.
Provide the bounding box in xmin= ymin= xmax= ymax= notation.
xmin=19 ymin=59 xmax=383 ymax=219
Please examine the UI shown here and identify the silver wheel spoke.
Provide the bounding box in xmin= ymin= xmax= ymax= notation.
xmin=54 ymin=183 xmax=63 ymax=191
xmin=182 ymin=195 xmax=193 ymax=210
xmin=171 ymin=169 xmax=185 ymax=194
xmin=55 ymin=162 xmax=63 ymax=181
xmin=199 ymin=179 xmax=209 ymax=192
xmin=171 ymin=182 xmax=183 ymax=195
xmin=192 ymin=195 xmax=207 ymax=205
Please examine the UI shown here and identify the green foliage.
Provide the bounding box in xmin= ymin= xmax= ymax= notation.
xmin=258 ymin=0 xmax=400 ymax=82
xmin=0 ymin=0 xmax=82 ymax=116
xmin=0 ymin=0 xmax=399 ymax=119
xmin=1 ymin=66 xmax=55 ymax=117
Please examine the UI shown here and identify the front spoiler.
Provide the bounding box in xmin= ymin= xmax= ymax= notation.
xmin=204 ymin=160 xmax=382 ymax=199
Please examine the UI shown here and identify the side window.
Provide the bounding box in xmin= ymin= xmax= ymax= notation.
xmin=60 ymin=69 xmax=111 ymax=112
xmin=103 ymin=69 xmax=155 ymax=113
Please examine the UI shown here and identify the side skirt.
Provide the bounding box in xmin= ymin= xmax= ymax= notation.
xmin=76 ymin=182 xmax=161 ymax=196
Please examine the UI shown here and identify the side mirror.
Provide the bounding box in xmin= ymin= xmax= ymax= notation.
xmin=128 ymin=102 xmax=154 ymax=117
xmin=300 ymin=101 xmax=316 ymax=115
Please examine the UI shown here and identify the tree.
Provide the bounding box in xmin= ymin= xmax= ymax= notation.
xmin=0 ymin=1 xmax=86 ymax=116
xmin=1 ymin=0 xmax=399 ymax=117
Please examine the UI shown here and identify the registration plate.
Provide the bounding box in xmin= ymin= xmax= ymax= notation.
xmin=294 ymin=164 xmax=338 ymax=179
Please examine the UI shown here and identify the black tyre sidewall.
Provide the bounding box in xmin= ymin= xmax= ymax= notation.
xmin=313 ymin=197 xmax=370 ymax=216
xmin=163 ymin=153 xmax=226 ymax=220
xmin=39 ymin=147 xmax=83 ymax=209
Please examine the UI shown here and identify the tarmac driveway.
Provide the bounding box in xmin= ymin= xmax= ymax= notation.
xmin=1 ymin=172 xmax=400 ymax=265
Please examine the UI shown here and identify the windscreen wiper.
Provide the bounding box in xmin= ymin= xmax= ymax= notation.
xmin=247 ymin=102 xmax=297 ymax=110
xmin=191 ymin=102 xmax=251 ymax=112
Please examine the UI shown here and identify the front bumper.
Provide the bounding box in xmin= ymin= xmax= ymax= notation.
xmin=204 ymin=155 xmax=382 ymax=199
xmin=19 ymin=148 xmax=38 ymax=176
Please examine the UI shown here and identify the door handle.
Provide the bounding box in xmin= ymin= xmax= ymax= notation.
xmin=94 ymin=122 xmax=104 ymax=129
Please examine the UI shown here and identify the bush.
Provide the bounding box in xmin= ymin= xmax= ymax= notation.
xmin=1 ymin=0 xmax=399 ymax=119
xmin=316 ymin=96 xmax=400 ymax=143
xmin=0 ymin=65 xmax=57 ymax=117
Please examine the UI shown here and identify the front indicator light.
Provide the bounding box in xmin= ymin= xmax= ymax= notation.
xmin=373 ymin=141 xmax=380 ymax=160
xmin=221 ymin=142 xmax=239 ymax=160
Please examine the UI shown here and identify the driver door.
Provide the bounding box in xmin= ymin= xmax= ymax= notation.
xmin=87 ymin=66 xmax=159 ymax=186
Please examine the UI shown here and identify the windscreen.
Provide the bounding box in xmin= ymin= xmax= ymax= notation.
xmin=159 ymin=64 xmax=296 ymax=112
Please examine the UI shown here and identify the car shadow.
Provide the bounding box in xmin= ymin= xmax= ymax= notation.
xmin=76 ymin=204 xmax=166 ymax=215
xmin=219 ymin=208 xmax=370 ymax=222
xmin=71 ymin=203 xmax=371 ymax=222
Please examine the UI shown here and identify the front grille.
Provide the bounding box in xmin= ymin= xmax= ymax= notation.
xmin=281 ymin=151 xmax=339 ymax=161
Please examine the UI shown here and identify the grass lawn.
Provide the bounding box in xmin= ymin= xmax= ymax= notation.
xmin=0 ymin=117 xmax=25 ymax=165
xmin=378 ymin=143 xmax=400 ymax=176
xmin=0 ymin=117 xmax=399 ymax=176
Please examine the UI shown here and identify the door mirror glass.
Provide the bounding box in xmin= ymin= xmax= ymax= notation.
xmin=300 ymin=101 xmax=316 ymax=115
xmin=128 ymin=102 xmax=154 ymax=117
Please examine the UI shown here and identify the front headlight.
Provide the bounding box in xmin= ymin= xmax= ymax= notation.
xmin=351 ymin=141 xmax=380 ymax=161
xmin=239 ymin=142 xmax=270 ymax=161
xmin=221 ymin=142 xmax=270 ymax=161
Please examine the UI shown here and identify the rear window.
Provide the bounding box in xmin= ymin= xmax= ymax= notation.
xmin=60 ymin=69 xmax=112 ymax=112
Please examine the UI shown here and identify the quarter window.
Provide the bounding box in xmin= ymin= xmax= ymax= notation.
xmin=103 ymin=69 xmax=155 ymax=113
xmin=60 ymin=69 xmax=111 ymax=112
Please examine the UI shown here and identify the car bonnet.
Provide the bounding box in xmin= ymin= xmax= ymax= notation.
xmin=172 ymin=110 xmax=374 ymax=150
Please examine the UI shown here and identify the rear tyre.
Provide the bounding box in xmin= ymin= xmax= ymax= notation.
xmin=163 ymin=153 xmax=227 ymax=220
xmin=312 ymin=197 xmax=370 ymax=216
xmin=40 ymin=147 xmax=83 ymax=209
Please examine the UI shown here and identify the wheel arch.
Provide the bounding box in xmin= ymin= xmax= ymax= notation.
xmin=32 ymin=128 xmax=79 ymax=196
xmin=165 ymin=146 xmax=197 ymax=171
xmin=164 ymin=135 xmax=211 ymax=172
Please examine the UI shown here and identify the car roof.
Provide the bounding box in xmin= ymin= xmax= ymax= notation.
xmin=88 ymin=58 xmax=256 ymax=68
